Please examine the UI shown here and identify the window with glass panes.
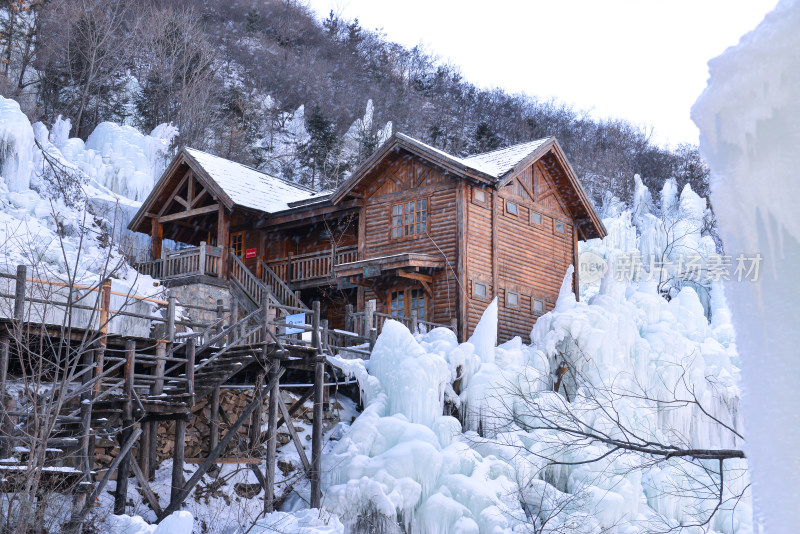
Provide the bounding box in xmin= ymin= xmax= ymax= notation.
xmin=230 ymin=232 xmax=244 ymax=258
xmin=390 ymin=290 xmax=405 ymax=317
xmin=410 ymin=288 xmax=426 ymax=321
xmin=390 ymin=199 xmax=427 ymax=238
xmin=390 ymin=287 xmax=426 ymax=320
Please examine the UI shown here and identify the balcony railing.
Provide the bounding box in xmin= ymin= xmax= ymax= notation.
xmin=134 ymin=243 xmax=222 ymax=280
xmin=267 ymin=245 xmax=358 ymax=284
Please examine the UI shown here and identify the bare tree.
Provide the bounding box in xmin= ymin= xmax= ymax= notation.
xmin=474 ymin=340 xmax=748 ymax=533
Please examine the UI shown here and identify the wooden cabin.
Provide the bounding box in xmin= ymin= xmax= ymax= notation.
xmin=129 ymin=134 xmax=606 ymax=342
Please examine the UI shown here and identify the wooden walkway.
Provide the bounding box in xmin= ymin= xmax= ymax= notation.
xmin=0 ymin=257 xmax=456 ymax=531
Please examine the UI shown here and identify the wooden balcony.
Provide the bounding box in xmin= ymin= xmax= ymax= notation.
xmin=267 ymin=245 xmax=358 ymax=288
xmin=134 ymin=243 xmax=223 ymax=281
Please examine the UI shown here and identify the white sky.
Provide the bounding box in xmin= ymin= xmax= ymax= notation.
xmin=305 ymin=0 xmax=777 ymax=147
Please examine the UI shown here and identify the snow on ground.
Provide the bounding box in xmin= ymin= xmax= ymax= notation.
xmin=692 ymin=1 xmax=800 ymax=532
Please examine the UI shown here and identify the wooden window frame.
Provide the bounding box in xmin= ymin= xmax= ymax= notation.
xmin=530 ymin=211 xmax=542 ymax=226
xmin=472 ymin=187 xmax=487 ymax=206
xmin=389 ymin=286 xmax=428 ymax=321
xmin=473 ymin=281 xmax=488 ymax=300
xmin=532 ymin=298 xmax=545 ymax=316
xmin=554 ymin=220 xmax=566 ymax=235
xmin=506 ymin=290 xmax=519 ymax=308
xmin=506 ymin=200 xmax=518 ymax=217
xmin=230 ymin=231 xmax=245 ymax=258
xmin=390 ymin=197 xmax=429 ymax=241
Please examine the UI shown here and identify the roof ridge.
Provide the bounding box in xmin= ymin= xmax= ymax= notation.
xmin=464 ymin=137 xmax=552 ymax=160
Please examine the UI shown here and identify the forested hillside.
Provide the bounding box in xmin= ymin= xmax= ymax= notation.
xmin=1 ymin=0 xmax=708 ymax=204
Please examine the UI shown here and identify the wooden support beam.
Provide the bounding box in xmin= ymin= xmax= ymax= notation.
xmin=171 ymin=418 xmax=186 ymax=504
xmin=14 ymin=264 xmax=26 ymax=322
xmin=174 ymin=195 xmax=190 ymax=209
xmin=171 ymin=337 xmax=193 ymax=504
xmin=0 ymin=338 xmax=9 ymax=457
xmin=131 ymin=456 xmax=163 ymax=517
xmin=397 ymin=269 xmax=433 ymax=284
xmin=114 ymin=339 xmax=136 ymax=515
xmin=264 ymin=359 xmax=279 ymax=513
xmin=277 ymin=388 xmax=311 ymax=473
xmin=275 ymin=388 xmax=314 ymax=430
xmin=157 ymin=204 xmax=218 ymax=223
xmin=210 ymin=386 xmax=220 ymax=452
xmin=250 ymin=373 xmax=264 ymax=449
xmin=148 ymin=340 xmax=166 ymax=479
xmin=310 ymin=301 xmax=323 ymax=508
xmin=72 ymin=427 xmax=142 ymax=527
xmin=159 ymin=368 xmax=286 ymax=520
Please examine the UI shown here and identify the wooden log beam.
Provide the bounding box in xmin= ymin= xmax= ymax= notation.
xmin=157 ymin=204 xmax=218 ymax=223
xmin=73 ymin=427 xmax=142 ymax=525
xmin=310 ymin=301 xmax=323 ymax=508
xmin=264 ymin=360 xmax=280 ymax=513
xmin=277 ymin=386 xmax=311 ymax=473
xmin=159 ymin=368 xmax=286 ymax=521
xmin=114 ymin=339 xmax=136 ymax=515
xmin=131 ymin=456 xmax=163 ymax=517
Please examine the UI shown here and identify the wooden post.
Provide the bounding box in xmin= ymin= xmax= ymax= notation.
xmin=185 ymin=337 xmax=195 ymax=397
xmin=321 ymin=319 xmax=330 ymax=409
xmin=364 ymin=299 xmax=375 ymax=338
xmin=115 ymin=339 xmax=136 ymax=515
xmin=249 ymin=373 xmax=264 ymax=449
xmin=264 ymin=357 xmax=279 ymax=513
xmin=148 ymin=340 xmax=166 ymax=479
xmin=0 ymin=338 xmax=10 ymax=457
xmin=368 ymin=327 xmax=377 ymax=352
xmin=199 ymin=241 xmax=206 ymax=276
xmin=151 ymin=219 xmax=163 ymax=262
xmin=217 ymin=205 xmax=230 ymax=279
xmin=229 ymin=298 xmax=239 ymax=345
xmin=310 ymin=301 xmax=323 ymax=508
xmin=94 ymin=279 xmax=112 ymax=395
xmin=410 ymin=310 xmax=418 ymax=335
xmin=345 ymin=304 xmax=354 ymax=334
xmin=287 ymin=252 xmax=293 ymax=285
xmin=215 ymin=299 xmax=225 ymax=341
xmin=70 ymin=347 xmax=95 ymax=525
xmin=171 ymin=419 xmax=186 ymax=505
xmin=166 ymin=290 xmax=176 ymax=344
xmin=210 ymin=386 xmax=220 ymax=452
xmin=13 ymin=264 xmax=26 ymax=322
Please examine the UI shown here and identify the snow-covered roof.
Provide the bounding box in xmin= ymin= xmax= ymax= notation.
xmin=463 ymin=138 xmax=550 ymax=178
xmin=185 ymin=148 xmax=323 ymax=213
xmin=393 ymin=133 xmax=551 ymax=181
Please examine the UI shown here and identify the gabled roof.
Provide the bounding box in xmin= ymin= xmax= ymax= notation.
xmin=331 ymin=133 xmax=606 ymax=239
xmin=183 ymin=148 xmax=322 ymax=213
xmin=128 ymin=147 xmax=326 ymax=233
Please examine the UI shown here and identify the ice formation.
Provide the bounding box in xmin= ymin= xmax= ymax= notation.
xmin=692 ymin=0 xmax=800 ymax=531
xmin=0 ymin=96 xmax=172 ymax=296
xmin=324 ymin=175 xmax=748 ymax=533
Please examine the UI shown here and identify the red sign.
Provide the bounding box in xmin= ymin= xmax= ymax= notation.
xmin=245 ymin=248 xmax=257 ymax=259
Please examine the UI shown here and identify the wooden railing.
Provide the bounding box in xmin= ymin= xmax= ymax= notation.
xmin=259 ymin=260 xmax=308 ymax=310
xmin=135 ymin=243 xmax=222 ymax=280
xmin=267 ymin=245 xmax=358 ymax=284
xmin=347 ymin=300 xmax=457 ymax=342
xmin=230 ymin=253 xmax=268 ymax=308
